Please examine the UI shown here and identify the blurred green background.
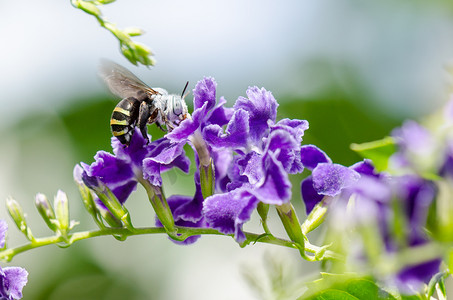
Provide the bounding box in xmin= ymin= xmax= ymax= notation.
xmin=2 ymin=0 xmax=453 ymax=299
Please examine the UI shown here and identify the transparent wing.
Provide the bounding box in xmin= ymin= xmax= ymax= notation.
xmin=99 ymin=59 xmax=159 ymax=99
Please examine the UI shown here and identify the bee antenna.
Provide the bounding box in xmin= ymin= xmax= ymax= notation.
xmin=181 ymin=81 xmax=189 ymax=98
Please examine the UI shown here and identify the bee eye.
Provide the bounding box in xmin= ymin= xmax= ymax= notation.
xmin=173 ymin=98 xmax=182 ymax=115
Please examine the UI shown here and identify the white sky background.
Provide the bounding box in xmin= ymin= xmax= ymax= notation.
xmin=1 ymin=0 xmax=453 ymax=124
xmin=1 ymin=1 xmax=453 ymax=299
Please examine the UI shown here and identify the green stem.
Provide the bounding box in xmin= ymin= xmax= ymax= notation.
xmin=0 ymin=226 xmax=341 ymax=262
xmin=199 ymin=160 xmax=215 ymax=199
xmin=276 ymin=203 xmax=308 ymax=259
xmin=138 ymin=178 xmax=177 ymax=239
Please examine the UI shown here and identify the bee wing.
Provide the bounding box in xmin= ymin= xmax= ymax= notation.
xmin=99 ymin=59 xmax=159 ymax=99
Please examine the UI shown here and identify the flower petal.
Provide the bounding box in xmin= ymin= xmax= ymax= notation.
xmin=301 ymin=176 xmax=324 ymax=214
xmin=112 ymin=128 xmax=150 ymax=166
xmin=110 ymin=180 xmax=138 ymax=205
xmin=172 ymin=173 xmax=205 ymax=222
xmin=300 ymin=145 xmax=331 ymax=170
xmin=203 ymin=190 xmax=259 ymax=243
xmin=392 ymin=120 xmax=434 ymax=157
xmin=203 ymin=109 xmax=250 ymax=149
xmin=2 ymin=267 xmax=28 ymax=299
xmin=0 ymin=220 xmax=7 ymax=248
xmin=350 ymin=159 xmax=380 ymax=177
xmin=88 ymin=151 xmax=134 ymax=185
xmin=157 ymin=194 xmax=205 ymax=245
xmin=207 ymin=96 xmax=234 ymax=127
xmin=240 ymin=151 xmax=264 ymax=185
xmin=142 ymin=159 xmax=163 ymax=186
xmin=265 ymin=129 xmax=302 ymax=174
xmin=272 ymin=118 xmax=309 ymax=144
xmin=252 ymin=152 xmax=292 ymax=205
xmin=193 ymin=77 xmax=217 ymax=111
xmin=396 ymin=258 xmax=441 ymax=295
xmin=148 ymin=139 xmax=185 ymax=165
xmin=166 ymin=102 xmax=208 ymax=143
xmin=312 ymin=163 xmax=360 ymax=197
xmin=160 ymin=153 xmax=191 ymax=174
xmin=234 ymin=86 xmax=278 ymax=144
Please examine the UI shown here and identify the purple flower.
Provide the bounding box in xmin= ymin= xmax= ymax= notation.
xmin=312 ymin=163 xmax=360 ymax=197
xmin=0 ymin=220 xmax=28 ymax=300
xmin=79 ymin=128 xmax=190 ymax=206
xmin=199 ymin=81 xmax=310 ymax=242
xmin=300 ymin=147 xmax=365 ymax=214
xmin=203 ymin=189 xmax=259 ymax=243
xmin=203 ymin=131 xmax=298 ymax=242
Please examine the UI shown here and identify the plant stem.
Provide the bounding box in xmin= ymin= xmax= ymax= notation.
xmin=0 ymin=226 xmax=341 ymax=262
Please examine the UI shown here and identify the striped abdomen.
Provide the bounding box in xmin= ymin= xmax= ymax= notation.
xmin=110 ymin=97 xmax=140 ymax=145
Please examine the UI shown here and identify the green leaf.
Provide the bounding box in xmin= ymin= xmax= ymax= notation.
xmin=300 ymin=273 xmax=397 ymax=300
xmin=350 ymin=137 xmax=396 ymax=172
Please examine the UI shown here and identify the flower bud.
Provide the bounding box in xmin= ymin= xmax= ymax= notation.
xmin=99 ymin=208 xmax=123 ymax=228
xmin=74 ymin=165 xmax=98 ymax=219
xmin=121 ymin=47 xmax=138 ymax=66
xmin=93 ymin=186 xmax=134 ymax=230
xmin=6 ymin=197 xmax=34 ymax=241
xmin=35 ymin=193 xmax=57 ymax=232
xmin=133 ymin=42 xmax=151 ymax=56
xmin=301 ymin=200 xmax=327 ymax=235
xmin=81 ymin=171 xmax=104 ymax=194
xmin=74 ymin=0 xmax=100 ymax=16
xmin=257 ymin=202 xmax=270 ymax=223
xmin=123 ymin=27 xmax=144 ymax=37
xmin=54 ymin=190 xmax=70 ymax=237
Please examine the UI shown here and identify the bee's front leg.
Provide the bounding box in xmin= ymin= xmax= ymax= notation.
xmin=160 ymin=114 xmax=175 ymax=131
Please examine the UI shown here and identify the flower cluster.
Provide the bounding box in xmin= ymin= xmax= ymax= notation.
xmin=75 ymin=76 xmax=453 ymax=296
xmin=166 ymin=77 xmax=309 ymax=242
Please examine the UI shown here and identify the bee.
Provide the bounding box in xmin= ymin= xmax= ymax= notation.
xmin=99 ymin=60 xmax=189 ymax=146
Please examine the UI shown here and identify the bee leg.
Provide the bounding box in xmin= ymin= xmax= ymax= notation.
xmin=148 ymin=109 xmax=166 ymax=131
xmin=160 ymin=114 xmax=174 ymax=131
xmin=165 ymin=120 xmax=175 ymax=131
xmin=155 ymin=120 xmax=166 ymax=132
xmin=138 ymin=101 xmax=151 ymax=144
